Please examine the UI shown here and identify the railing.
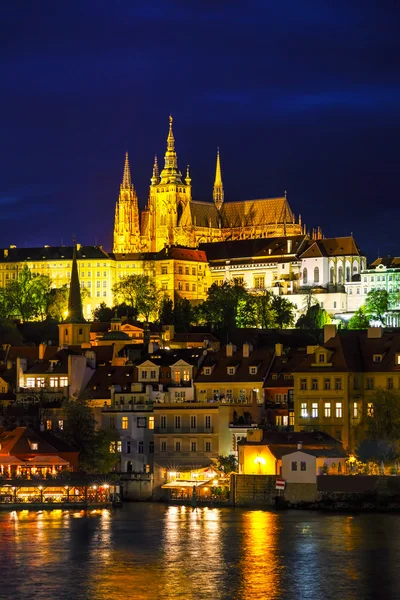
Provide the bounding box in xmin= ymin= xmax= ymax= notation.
xmin=168 ymin=381 xmax=193 ymax=388
xmin=103 ymin=403 xmax=154 ymax=412
xmin=154 ymin=426 xmax=214 ymax=434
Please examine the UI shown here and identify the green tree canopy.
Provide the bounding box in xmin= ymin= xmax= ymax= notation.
xmin=270 ymin=295 xmax=296 ymax=329
xmin=365 ymin=289 xmax=390 ymax=325
xmin=113 ymin=274 xmax=160 ymax=322
xmin=173 ymin=297 xmax=193 ymax=332
xmin=92 ymin=302 xmax=114 ymax=322
xmin=59 ymin=396 xmax=120 ymax=473
xmin=0 ymin=265 xmax=53 ymax=322
xmin=296 ymin=303 xmax=331 ymax=329
xmin=213 ymin=454 xmax=238 ymax=475
xmin=158 ymin=297 xmax=174 ymax=326
xmin=196 ymin=280 xmax=248 ymax=332
xmin=348 ymin=306 xmax=370 ymax=330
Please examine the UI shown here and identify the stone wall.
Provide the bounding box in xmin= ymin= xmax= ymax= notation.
xmin=121 ymin=474 xmax=153 ymax=501
xmin=284 ymin=482 xmax=318 ymax=504
xmin=230 ymin=474 xmax=278 ymax=507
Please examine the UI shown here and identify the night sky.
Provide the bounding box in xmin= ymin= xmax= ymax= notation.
xmin=1 ymin=1 xmax=399 ymax=261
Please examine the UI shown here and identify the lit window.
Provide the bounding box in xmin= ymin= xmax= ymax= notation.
xmin=300 ymin=403 xmax=307 ymax=417
xmin=353 ymin=403 xmax=358 ymax=418
xmin=26 ymin=378 xmax=35 ymax=388
xmin=122 ymin=416 xmax=129 ymax=430
xmin=336 ymin=402 xmax=342 ymax=418
xmin=49 ymin=377 xmax=58 ymax=388
xmin=46 ymin=420 xmax=52 ymax=430
xmin=58 ymin=419 xmax=64 ymax=430
xmin=31 ymin=442 xmax=38 ymax=451
xmin=311 ymin=403 xmax=318 ymax=418
xmin=60 ymin=377 xmax=68 ymax=387
xmin=324 ymin=402 xmax=331 ymax=418
xmin=148 ymin=416 xmax=154 ymax=430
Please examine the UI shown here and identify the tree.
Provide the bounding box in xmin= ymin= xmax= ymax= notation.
xmin=59 ymin=396 xmax=120 ymax=473
xmin=173 ymin=297 xmax=193 ymax=332
xmin=365 ymin=289 xmax=389 ymax=325
xmin=93 ymin=302 xmax=114 ymax=322
xmin=198 ymin=280 xmax=248 ymax=331
xmin=158 ymin=297 xmax=174 ymax=326
xmin=0 ymin=265 xmax=52 ymax=322
xmin=214 ymin=455 xmax=238 ymax=475
xmin=113 ymin=274 xmax=160 ymax=322
xmin=296 ymin=303 xmax=330 ymax=329
xmin=348 ymin=306 xmax=370 ymax=330
xmin=270 ymin=295 xmax=296 ymax=329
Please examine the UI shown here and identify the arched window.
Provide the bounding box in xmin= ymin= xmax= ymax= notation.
xmin=314 ymin=267 xmax=319 ymax=284
xmin=303 ymin=268 xmax=308 ymax=284
xmin=177 ymin=203 xmax=183 ymax=225
xmin=330 ymin=267 xmax=335 ymax=284
xmin=353 ymin=263 xmax=358 ymax=274
xmin=338 ymin=266 xmax=343 ymax=284
xmin=346 ymin=266 xmax=351 ymax=282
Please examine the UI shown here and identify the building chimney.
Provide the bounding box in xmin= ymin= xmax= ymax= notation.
xmin=275 ymin=343 xmax=283 ymax=357
xmin=287 ymin=239 xmax=292 ymax=254
xmin=367 ymin=327 xmax=383 ymax=339
xmin=297 ymin=441 xmax=302 ymax=450
xmin=226 ymin=343 xmax=236 ymax=357
xmin=38 ymin=343 xmax=46 ymax=361
xmin=323 ymin=324 xmax=337 ymax=344
xmin=242 ymin=342 xmax=253 ymax=358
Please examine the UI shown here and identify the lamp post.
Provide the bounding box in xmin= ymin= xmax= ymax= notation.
xmin=38 ymin=485 xmax=43 ymax=503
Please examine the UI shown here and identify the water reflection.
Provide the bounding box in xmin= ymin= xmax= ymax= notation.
xmin=1 ymin=506 xmax=400 ymax=599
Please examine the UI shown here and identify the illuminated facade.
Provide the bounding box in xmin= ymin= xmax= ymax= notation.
xmin=114 ymin=116 xmax=304 ymax=254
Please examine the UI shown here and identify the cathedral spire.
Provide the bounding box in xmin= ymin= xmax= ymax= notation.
xmin=185 ymin=164 xmax=191 ymax=186
xmin=160 ymin=115 xmax=182 ymax=184
xmin=151 ymin=155 xmax=160 ymax=185
xmin=122 ymin=152 xmax=132 ymax=189
xmin=66 ymin=246 xmax=85 ymax=323
xmin=213 ymin=148 xmax=224 ymax=210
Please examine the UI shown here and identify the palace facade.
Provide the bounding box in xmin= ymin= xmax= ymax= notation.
xmin=113 ymin=116 xmax=305 ymax=254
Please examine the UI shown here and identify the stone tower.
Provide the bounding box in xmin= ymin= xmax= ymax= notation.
xmin=147 ymin=116 xmax=192 ymax=252
xmin=113 ymin=152 xmax=140 ymax=253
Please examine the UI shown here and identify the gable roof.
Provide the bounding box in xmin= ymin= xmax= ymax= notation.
xmin=200 ymin=235 xmax=307 ymax=263
xmin=300 ymin=237 xmax=363 ymax=259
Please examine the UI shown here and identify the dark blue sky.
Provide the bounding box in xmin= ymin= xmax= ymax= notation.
xmin=1 ymin=1 xmax=399 ymax=260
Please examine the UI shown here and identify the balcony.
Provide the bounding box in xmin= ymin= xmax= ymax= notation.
xmin=103 ymin=403 xmax=154 ymax=412
xmin=154 ymin=426 xmax=214 ymax=434
xmin=168 ymin=380 xmax=193 ymax=388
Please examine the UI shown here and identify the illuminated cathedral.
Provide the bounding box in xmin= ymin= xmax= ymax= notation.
xmin=113 ymin=117 xmax=307 ymax=254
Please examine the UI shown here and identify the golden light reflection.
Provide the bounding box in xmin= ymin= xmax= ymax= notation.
xmin=238 ymin=510 xmax=282 ymax=599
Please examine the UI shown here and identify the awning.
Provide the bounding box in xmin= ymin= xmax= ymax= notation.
xmin=0 ymin=456 xmax=25 ymax=465
xmin=162 ymin=480 xmax=210 ymax=489
xmin=23 ymin=455 xmax=69 ymax=466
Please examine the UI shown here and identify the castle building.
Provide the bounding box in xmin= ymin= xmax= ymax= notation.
xmin=113 ymin=116 xmax=305 ymax=254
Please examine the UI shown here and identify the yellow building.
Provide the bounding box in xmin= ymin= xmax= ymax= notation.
xmin=293 ymin=325 xmax=400 ymax=451
xmin=114 ymin=116 xmax=304 ymax=255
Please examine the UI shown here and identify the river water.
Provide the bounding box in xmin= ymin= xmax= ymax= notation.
xmin=0 ymin=504 xmax=399 ymax=599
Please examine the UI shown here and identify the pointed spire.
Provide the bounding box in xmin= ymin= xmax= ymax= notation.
xmin=185 ymin=164 xmax=191 ymax=186
xmin=213 ymin=148 xmax=224 ymax=210
xmin=66 ymin=246 xmax=85 ymax=323
xmin=160 ymin=115 xmax=182 ymax=184
xmin=122 ymin=152 xmax=132 ymax=189
xmin=151 ymin=155 xmax=160 ymax=185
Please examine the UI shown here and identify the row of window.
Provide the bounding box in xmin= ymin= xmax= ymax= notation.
xmin=159 ymin=439 xmax=212 ymax=453
xmin=140 ymin=369 xmax=191 ymax=381
xmin=160 ymin=415 xmax=212 ymax=429
xmin=25 ymin=377 xmax=68 ymax=388
xmin=161 ymin=266 xmax=202 ymax=276
xmin=111 ymin=440 xmax=155 ymax=454
xmin=300 ymin=401 xmax=344 ymax=418
xmin=110 ymin=416 xmax=155 ymax=430
xmin=300 ymin=378 xmax=342 ymax=391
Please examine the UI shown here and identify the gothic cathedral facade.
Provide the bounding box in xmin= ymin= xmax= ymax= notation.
xmin=113 ymin=117 xmax=305 ymax=254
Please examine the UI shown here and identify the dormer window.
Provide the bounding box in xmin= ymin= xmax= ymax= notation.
xmin=204 ymin=366 xmax=214 ymax=375
xmin=30 ymin=442 xmax=38 ymax=451
xmin=227 ymin=366 xmax=237 ymax=375
xmin=318 ymin=354 xmax=325 ymax=363
xmin=373 ymin=354 xmax=382 ymax=363
xmin=249 ymin=366 xmax=258 ymax=375
xmin=272 ymin=374 xmax=278 ymax=380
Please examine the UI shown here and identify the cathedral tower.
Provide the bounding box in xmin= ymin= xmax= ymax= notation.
xmin=147 ymin=116 xmax=192 ymax=252
xmin=213 ymin=148 xmax=224 ymax=210
xmin=113 ymin=152 xmax=140 ymax=253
